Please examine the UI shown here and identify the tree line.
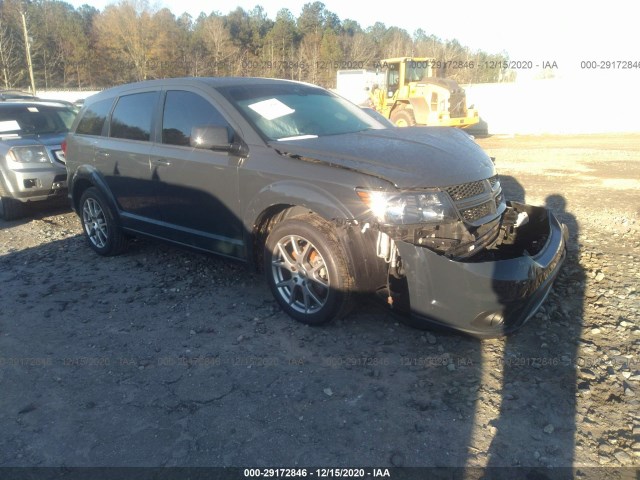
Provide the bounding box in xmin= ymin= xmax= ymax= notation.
xmin=0 ymin=0 xmax=512 ymax=92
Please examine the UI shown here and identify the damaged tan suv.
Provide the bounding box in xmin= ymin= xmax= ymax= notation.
xmin=64 ymin=77 xmax=567 ymax=337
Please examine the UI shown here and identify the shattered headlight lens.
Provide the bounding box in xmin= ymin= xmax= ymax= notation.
xmin=357 ymin=189 xmax=458 ymax=225
xmin=8 ymin=146 xmax=50 ymax=164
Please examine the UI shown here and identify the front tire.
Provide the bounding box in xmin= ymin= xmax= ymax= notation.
xmin=0 ymin=196 xmax=24 ymax=221
xmin=390 ymin=108 xmax=416 ymax=127
xmin=79 ymin=187 xmax=127 ymax=256
xmin=264 ymin=215 xmax=353 ymax=325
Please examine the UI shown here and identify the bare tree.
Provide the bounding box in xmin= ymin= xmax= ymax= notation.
xmin=342 ymin=32 xmax=375 ymax=66
xmin=380 ymin=27 xmax=412 ymax=59
xmin=0 ymin=0 xmax=509 ymax=89
xmin=0 ymin=17 xmax=20 ymax=88
xmin=94 ymin=0 xmax=168 ymax=82
xmin=299 ymin=31 xmax=321 ymax=83
xmin=200 ymin=14 xmax=236 ymax=76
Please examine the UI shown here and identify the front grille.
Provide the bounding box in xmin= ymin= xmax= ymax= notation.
xmin=445 ymin=176 xmax=503 ymax=225
xmin=446 ymin=180 xmax=486 ymax=201
xmin=461 ymin=201 xmax=494 ymax=223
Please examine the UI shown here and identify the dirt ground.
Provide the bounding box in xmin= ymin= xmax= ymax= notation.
xmin=0 ymin=134 xmax=638 ymax=477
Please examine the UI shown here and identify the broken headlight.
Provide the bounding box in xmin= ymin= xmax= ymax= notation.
xmin=356 ymin=189 xmax=458 ymax=225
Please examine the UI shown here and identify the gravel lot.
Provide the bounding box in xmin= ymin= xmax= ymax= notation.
xmin=0 ymin=134 xmax=638 ymax=476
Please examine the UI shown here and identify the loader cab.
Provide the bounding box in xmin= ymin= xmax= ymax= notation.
xmin=405 ymin=61 xmax=432 ymax=82
xmin=386 ymin=62 xmax=401 ymax=97
xmin=385 ymin=58 xmax=434 ymax=98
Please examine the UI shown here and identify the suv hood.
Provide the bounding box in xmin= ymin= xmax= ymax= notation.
xmin=271 ymin=127 xmax=495 ymax=189
xmin=0 ymin=132 xmax=66 ymax=147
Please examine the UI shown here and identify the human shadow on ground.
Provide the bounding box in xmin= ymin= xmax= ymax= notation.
xmin=485 ymin=175 xmax=584 ymax=476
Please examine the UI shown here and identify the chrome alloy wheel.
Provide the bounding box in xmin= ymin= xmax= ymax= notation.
xmin=271 ymin=234 xmax=330 ymax=314
xmin=82 ymin=197 xmax=108 ymax=249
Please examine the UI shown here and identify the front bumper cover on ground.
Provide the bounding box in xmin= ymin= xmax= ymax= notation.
xmin=396 ymin=203 xmax=568 ymax=337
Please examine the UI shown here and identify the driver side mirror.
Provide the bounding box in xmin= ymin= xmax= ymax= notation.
xmin=190 ymin=125 xmax=234 ymax=151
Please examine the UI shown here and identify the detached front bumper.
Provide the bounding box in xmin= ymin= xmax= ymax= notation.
xmin=395 ymin=203 xmax=567 ymax=337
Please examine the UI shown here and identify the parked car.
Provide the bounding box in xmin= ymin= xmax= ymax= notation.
xmin=64 ymin=77 xmax=567 ymax=337
xmin=0 ymin=99 xmax=76 ymax=220
xmin=0 ymin=89 xmax=37 ymax=101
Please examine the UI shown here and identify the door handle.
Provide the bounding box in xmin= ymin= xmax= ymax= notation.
xmin=151 ymin=158 xmax=171 ymax=166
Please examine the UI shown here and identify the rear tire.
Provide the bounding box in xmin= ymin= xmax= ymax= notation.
xmin=390 ymin=108 xmax=416 ymax=127
xmin=79 ymin=187 xmax=127 ymax=256
xmin=0 ymin=196 xmax=23 ymax=221
xmin=264 ymin=215 xmax=353 ymax=325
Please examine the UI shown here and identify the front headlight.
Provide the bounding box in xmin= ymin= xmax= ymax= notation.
xmin=8 ymin=146 xmax=50 ymax=165
xmin=357 ymin=189 xmax=458 ymax=225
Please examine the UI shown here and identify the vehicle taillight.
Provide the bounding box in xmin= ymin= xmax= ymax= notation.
xmin=61 ymin=139 xmax=67 ymax=155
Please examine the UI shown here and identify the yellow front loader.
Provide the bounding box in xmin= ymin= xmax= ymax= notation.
xmin=368 ymin=57 xmax=479 ymax=128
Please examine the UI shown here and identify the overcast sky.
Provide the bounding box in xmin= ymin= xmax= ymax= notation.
xmin=67 ymin=0 xmax=638 ymax=79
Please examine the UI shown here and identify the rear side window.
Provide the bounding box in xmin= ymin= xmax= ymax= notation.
xmin=162 ymin=90 xmax=229 ymax=146
xmin=110 ymin=92 xmax=159 ymax=141
xmin=75 ymin=98 xmax=113 ymax=136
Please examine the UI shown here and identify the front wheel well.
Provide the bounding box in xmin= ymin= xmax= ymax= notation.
xmin=251 ymin=205 xmax=325 ymax=271
xmin=251 ymin=204 xmax=388 ymax=292
xmin=72 ymin=178 xmax=94 ymax=212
